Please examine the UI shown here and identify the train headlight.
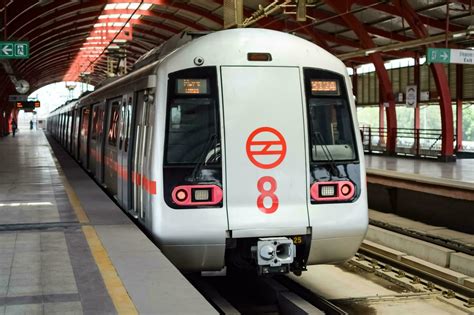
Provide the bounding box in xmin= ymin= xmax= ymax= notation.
xmin=172 ymin=185 xmax=223 ymax=206
xmin=310 ymin=181 xmax=355 ymax=202
xmin=192 ymin=188 xmax=211 ymax=202
xmin=320 ymin=184 xmax=337 ymax=197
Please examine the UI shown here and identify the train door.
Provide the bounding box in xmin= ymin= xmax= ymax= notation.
xmin=104 ymin=98 xmax=121 ymax=197
xmin=95 ymin=104 xmax=105 ymax=183
xmin=79 ymin=107 xmax=91 ymax=168
xmin=69 ymin=111 xmax=74 ymax=152
xmin=131 ymin=91 xmax=152 ymax=219
xmin=117 ymin=95 xmax=133 ymax=209
xmin=64 ymin=113 xmax=67 ymax=145
xmin=67 ymin=112 xmax=72 ymax=151
xmin=89 ymin=105 xmax=99 ymax=178
xmin=73 ymin=109 xmax=80 ymax=159
xmin=220 ymin=66 xmax=309 ymax=233
xmin=60 ymin=114 xmax=64 ymax=144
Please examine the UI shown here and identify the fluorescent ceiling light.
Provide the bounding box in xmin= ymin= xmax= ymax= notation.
xmin=115 ymin=3 xmax=129 ymax=9
xmin=140 ymin=3 xmax=152 ymax=10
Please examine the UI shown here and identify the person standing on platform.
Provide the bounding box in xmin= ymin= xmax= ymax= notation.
xmin=30 ymin=120 xmax=33 ymax=130
xmin=12 ymin=119 xmax=18 ymax=137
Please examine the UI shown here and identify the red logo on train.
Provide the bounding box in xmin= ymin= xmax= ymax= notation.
xmin=246 ymin=127 xmax=287 ymax=169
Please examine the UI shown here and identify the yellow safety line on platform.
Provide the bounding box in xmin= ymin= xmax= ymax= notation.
xmin=82 ymin=225 xmax=138 ymax=315
xmin=63 ymin=180 xmax=90 ymax=224
xmin=48 ymin=146 xmax=137 ymax=314
xmin=49 ymin=151 xmax=89 ymax=224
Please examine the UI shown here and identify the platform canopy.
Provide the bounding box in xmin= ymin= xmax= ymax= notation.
xmin=0 ymin=0 xmax=473 ymax=100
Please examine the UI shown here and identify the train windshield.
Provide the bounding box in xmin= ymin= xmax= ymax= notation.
xmin=304 ymin=69 xmax=357 ymax=162
xmin=165 ymin=67 xmax=220 ymax=166
xmin=165 ymin=98 xmax=219 ymax=164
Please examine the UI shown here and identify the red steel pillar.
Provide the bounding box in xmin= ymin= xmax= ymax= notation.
xmin=323 ymin=0 xmax=397 ymax=155
xmin=414 ymin=55 xmax=421 ymax=156
xmin=456 ymin=64 xmax=463 ymax=151
xmin=414 ymin=55 xmax=421 ymax=130
xmin=393 ymin=0 xmax=454 ymax=160
xmin=378 ymin=80 xmax=386 ymax=145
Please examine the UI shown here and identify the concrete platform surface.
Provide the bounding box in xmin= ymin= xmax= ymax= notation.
xmin=365 ymin=155 xmax=474 ymax=189
xmin=0 ymin=130 xmax=216 ymax=315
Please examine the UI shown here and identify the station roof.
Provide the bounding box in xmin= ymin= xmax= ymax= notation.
xmin=0 ymin=0 xmax=473 ymax=100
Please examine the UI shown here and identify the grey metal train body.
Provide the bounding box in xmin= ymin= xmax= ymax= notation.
xmin=48 ymin=28 xmax=368 ymax=275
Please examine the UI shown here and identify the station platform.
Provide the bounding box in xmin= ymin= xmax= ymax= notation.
xmin=0 ymin=130 xmax=216 ymax=314
xmin=365 ymin=155 xmax=474 ymax=188
xmin=364 ymin=155 xmax=474 ymax=239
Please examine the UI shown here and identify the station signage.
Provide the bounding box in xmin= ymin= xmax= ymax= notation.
xmin=16 ymin=101 xmax=40 ymax=110
xmin=406 ymin=85 xmax=417 ymax=108
xmin=427 ymin=48 xmax=474 ymax=65
xmin=9 ymin=95 xmax=28 ymax=102
xmin=0 ymin=41 xmax=29 ymax=59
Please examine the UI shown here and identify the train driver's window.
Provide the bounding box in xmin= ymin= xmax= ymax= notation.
xmin=166 ymin=98 xmax=217 ymax=164
xmin=309 ymin=98 xmax=355 ymax=161
xmin=305 ymin=69 xmax=357 ymax=162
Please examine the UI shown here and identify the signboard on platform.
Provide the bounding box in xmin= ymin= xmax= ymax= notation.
xmin=406 ymin=85 xmax=417 ymax=108
xmin=420 ymin=91 xmax=430 ymax=101
xmin=16 ymin=101 xmax=40 ymax=110
xmin=427 ymin=48 xmax=474 ymax=65
xmin=0 ymin=41 xmax=29 ymax=59
xmin=8 ymin=95 xmax=28 ymax=102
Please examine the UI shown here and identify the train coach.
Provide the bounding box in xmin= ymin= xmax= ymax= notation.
xmin=48 ymin=28 xmax=368 ymax=275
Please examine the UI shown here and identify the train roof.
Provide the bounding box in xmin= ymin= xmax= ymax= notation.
xmin=74 ymin=28 xmax=347 ymax=107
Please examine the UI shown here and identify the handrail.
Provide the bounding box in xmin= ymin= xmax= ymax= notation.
xmin=360 ymin=127 xmax=458 ymax=158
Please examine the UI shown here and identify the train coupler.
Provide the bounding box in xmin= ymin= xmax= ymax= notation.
xmin=252 ymin=237 xmax=296 ymax=275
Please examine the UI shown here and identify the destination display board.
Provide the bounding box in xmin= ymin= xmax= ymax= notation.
xmin=176 ymin=79 xmax=209 ymax=95
xmin=311 ymin=80 xmax=340 ymax=96
xmin=16 ymin=101 xmax=40 ymax=110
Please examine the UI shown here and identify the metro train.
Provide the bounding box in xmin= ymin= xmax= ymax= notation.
xmin=48 ymin=29 xmax=368 ymax=275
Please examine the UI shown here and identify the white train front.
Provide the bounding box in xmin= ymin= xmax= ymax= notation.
xmin=48 ymin=28 xmax=368 ymax=275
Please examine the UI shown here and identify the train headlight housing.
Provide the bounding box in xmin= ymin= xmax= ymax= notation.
xmin=310 ymin=181 xmax=355 ymax=202
xmin=172 ymin=185 xmax=223 ymax=206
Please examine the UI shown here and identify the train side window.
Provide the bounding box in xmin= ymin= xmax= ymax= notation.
xmin=125 ymin=101 xmax=132 ymax=152
xmin=91 ymin=107 xmax=98 ymax=140
xmin=81 ymin=108 xmax=90 ymax=138
xmin=98 ymin=107 xmax=105 ymax=139
xmin=108 ymin=103 xmax=120 ymax=146
xmin=119 ymin=104 xmax=126 ymax=150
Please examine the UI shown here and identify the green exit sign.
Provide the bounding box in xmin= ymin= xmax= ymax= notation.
xmin=427 ymin=48 xmax=451 ymax=64
xmin=427 ymin=48 xmax=474 ymax=65
xmin=0 ymin=41 xmax=29 ymax=59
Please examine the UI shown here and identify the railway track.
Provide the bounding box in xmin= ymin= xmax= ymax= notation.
xmin=355 ymin=241 xmax=474 ymax=305
xmin=188 ymin=225 xmax=474 ymax=314
xmin=188 ymin=273 xmax=347 ymax=314
xmin=369 ymin=220 xmax=474 ymax=256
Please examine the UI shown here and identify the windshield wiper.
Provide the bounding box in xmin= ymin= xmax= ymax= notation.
xmin=189 ymin=133 xmax=217 ymax=183
xmin=313 ymin=132 xmax=341 ymax=177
